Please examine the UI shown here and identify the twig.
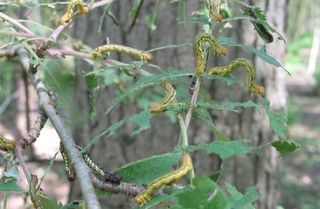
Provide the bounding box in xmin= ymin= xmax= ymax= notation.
xmin=16 ymin=48 xmax=102 ymax=209
xmin=48 ymin=0 xmax=116 ymax=41
xmin=0 ymin=12 xmax=34 ymax=35
xmin=15 ymin=146 xmax=32 ymax=183
xmin=91 ymin=175 xmax=144 ymax=197
xmin=184 ymin=77 xmax=201 ymax=129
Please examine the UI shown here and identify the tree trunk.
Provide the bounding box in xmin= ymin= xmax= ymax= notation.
xmin=69 ymin=1 xmax=287 ymax=208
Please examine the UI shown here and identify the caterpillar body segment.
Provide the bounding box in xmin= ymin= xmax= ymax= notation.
xmin=208 ymin=58 xmax=265 ymax=95
xmin=148 ymin=81 xmax=176 ymax=113
xmin=60 ymin=0 xmax=89 ymax=25
xmin=81 ymin=151 xmax=122 ymax=184
xmin=92 ymin=44 xmax=153 ymax=62
xmin=59 ymin=142 xmax=76 ymax=181
xmin=134 ymin=153 xmax=193 ymax=205
xmin=193 ymin=33 xmax=228 ymax=76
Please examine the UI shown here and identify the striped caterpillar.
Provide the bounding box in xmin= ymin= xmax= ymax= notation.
xmin=148 ymin=81 xmax=176 ymax=113
xmin=92 ymin=44 xmax=153 ymax=62
xmin=193 ymin=33 xmax=228 ymax=76
xmin=77 ymin=146 xmax=122 ymax=184
xmin=208 ymin=58 xmax=265 ymax=95
xmin=0 ymin=135 xmax=16 ymax=151
xmin=60 ymin=0 xmax=89 ymax=25
xmin=59 ymin=142 xmax=76 ymax=182
xmin=29 ymin=175 xmax=42 ymax=209
xmin=134 ymin=153 xmax=193 ymax=205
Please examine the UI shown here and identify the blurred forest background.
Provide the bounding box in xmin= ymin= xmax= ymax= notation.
xmin=0 ymin=0 xmax=320 ymax=209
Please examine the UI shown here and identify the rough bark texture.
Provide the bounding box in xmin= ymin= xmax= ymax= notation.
xmin=69 ymin=1 xmax=287 ymax=208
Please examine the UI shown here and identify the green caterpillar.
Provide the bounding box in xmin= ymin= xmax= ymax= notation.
xmin=208 ymin=58 xmax=265 ymax=95
xmin=193 ymin=33 xmax=228 ymax=76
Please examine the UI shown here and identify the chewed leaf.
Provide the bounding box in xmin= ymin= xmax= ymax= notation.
xmin=130 ymin=110 xmax=151 ymax=135
xmin=226 ymin=183 xmax=260 ymax=209
xmin=271 ymin=140 xmax=299 ymax=154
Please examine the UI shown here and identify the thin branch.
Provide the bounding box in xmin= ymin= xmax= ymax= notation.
xmin=49 ymin=0 xmax=116 ymax=41
xmin=184 ymin=77 xmax=201 ymax=129
xmin=0 ymin=12 xmax=34 ymax=35
xmin=16 ymin=48 xmax=102 ymax=209
xmin=15 ymin=146 xmax=32 ymax=183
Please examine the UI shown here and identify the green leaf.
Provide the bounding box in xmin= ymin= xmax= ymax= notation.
xmin=197 ymin=100 xmax=259 ymax=112
xmin=0 ymin=179 xmax=22 ymax=192
xmin=145 ymin=10 xmax=157 ymax=31
xmin=217 ymin=36 xmax=288 ymax=73
xmin=175 ymin=177 xmax=228 ymax=209
xmin=129 ymin=110 xmax=151 ymax=135
xmin=271 ymin=140 xmax=299 ymax=154
xmin=104 ymin=69 xmax=194 ymax=115
xmin=3 ymin=164 xmax=19 ymax=178
xmin=115 ymin=152 xmax=180 ymax=185
xmin=192 ymin=107 xmax=229 ymax=141
xmin=262 ymin=99 xmax=288 ymax=139
xmin=85 ymin=74 xmax=99 ymax=89
xmin=38 ymin=193 xmax=62 ymax=209
xmin=226 ymin=183 xmax=260 ymax=209
xmin=130 ymin=0 xmax=142 ymax=18
xmin=189 ymin=140 xmax=253 ymax=159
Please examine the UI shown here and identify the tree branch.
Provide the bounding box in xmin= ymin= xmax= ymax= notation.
xmin=16 ymin=48 xmax=102 ymax=209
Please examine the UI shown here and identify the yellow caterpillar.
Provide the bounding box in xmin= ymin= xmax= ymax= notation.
xmin=60 ymin=0 xmax=89 ymax=25
xmin=193 ymin=33 xmax=228 ymax=76
xmin=208 ymin=58 xmax=265 ymax=95
xmin=134 ymin=153 xmax=193 ymax=205
xmin=59 ymin=142 xmax=76 ymax=181
xmin=0 ymin=135 xmax=16 ymax=151
xmin=148 ymin=81 xmax=176 ymax=113
xmin=92 ymin=44 xmax=153 ymax=62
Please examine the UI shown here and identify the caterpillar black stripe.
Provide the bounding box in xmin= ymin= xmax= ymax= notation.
xmin=80 ymin=149 xmax=122 ymax=184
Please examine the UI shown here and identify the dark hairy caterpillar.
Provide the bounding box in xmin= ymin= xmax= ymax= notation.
xmin=77 ymin=147 xmax=122 ymax=184
xmin=59 ymin=142 xmax=76 ymax=181
xmin=208 ymin=58 xmax=265 ymax=95
xmin=148 ymin=81 xmax=176 ymax=113
xmin=92 ymin=44 xmax=153 ymax=62
xmin=134 ymin=153 xmax=193 ymax=205
xmin=60 ymin=0 xmax=89 ymax=25
xmin=193 ymin=33 xmax=228 ymax=76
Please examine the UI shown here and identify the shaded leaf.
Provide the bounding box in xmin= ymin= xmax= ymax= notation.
xmin=226 ymin=183 xmax=260 ymax=209
xmin=175 ymin=177 xmax=228 ymax=209
xmin=38 ymin=193 xmax=62 ymax=209
xmin=130 ymin=110 xmax=151 ymax=135
xmin=271 ymin=140 xmax=299 ymax=154
xmin=0 ymin=179 xmax=22 ymax=192
xmin=115 ymin=152 xmax=180 ymax=184
xmin=189 ymin=140 xmax=253 ymax=159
